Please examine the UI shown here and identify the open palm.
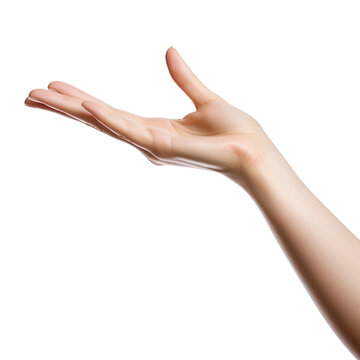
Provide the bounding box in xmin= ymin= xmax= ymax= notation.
xmin=25 ymin=47 xmax=266 ymax=174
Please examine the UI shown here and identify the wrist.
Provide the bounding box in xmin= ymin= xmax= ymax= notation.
xmin=224 ymin=132 xmax=308 ymax=203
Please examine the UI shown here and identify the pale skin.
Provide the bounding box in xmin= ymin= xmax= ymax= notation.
xmin=25 ymin=46 xmax=360 ymax=358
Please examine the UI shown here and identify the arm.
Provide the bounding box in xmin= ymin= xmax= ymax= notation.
xmin=25 ymin=46 xmax=360 ymax=358
xmin=226 ymin=136 xmax=360 ymax=358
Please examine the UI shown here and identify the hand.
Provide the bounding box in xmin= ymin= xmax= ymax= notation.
xmin=24 ymin=49 xmax=360 ymax=358
xmin=25 ymin=47 xmax=275 ymax=186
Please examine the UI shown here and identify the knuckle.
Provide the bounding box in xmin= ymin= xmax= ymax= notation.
xmin=150 ymin=136 xmax=173 ymax=160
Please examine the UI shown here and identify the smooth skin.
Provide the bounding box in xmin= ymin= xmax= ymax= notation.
xmin=25 ymin=46 xmax=360 ymax=358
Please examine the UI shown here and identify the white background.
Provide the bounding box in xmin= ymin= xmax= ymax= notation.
xmin=1 ymin=0 xmax=360 ymax=359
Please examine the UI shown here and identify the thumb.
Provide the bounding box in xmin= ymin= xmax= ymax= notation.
xmin=165 ymin=47 xmax=222 ymax=108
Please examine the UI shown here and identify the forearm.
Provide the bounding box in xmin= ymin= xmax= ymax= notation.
xmin=227 ymin=137 xmax=360 ymax=358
